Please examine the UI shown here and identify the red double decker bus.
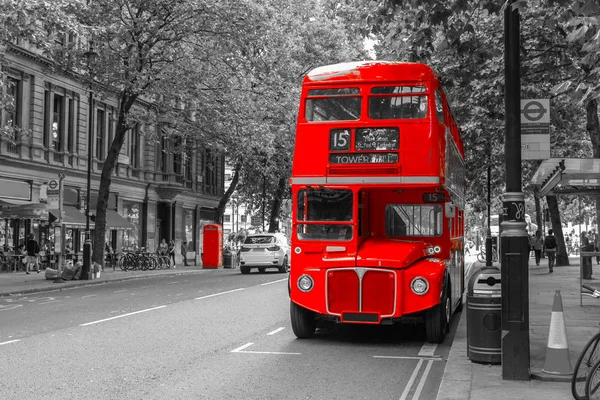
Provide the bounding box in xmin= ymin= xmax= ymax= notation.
xmin=289 ymin=61 xmax=466 ymax=343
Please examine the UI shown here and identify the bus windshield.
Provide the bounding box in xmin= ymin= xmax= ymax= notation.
xmin=305 ymin=88 xmax=361 ymax=121
xmin=296 ymin=188 xmax=353 ymax=241
xmin=385 ymin=204 xmax=442 ymax=237
xmin=369 ymin=86 xmax=428 ymax=120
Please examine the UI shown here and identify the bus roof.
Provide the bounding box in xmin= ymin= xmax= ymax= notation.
xmin=304 ymin=61 xmax=439 ymax=85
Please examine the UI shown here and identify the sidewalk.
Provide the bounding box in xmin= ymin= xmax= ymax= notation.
xmin=0 ymin=263 xmax=218 ymax=297
xmin=437 ymin=254 xmax=599 ymax=400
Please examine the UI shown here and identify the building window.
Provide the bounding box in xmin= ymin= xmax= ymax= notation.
xmin=183 ymin=149 xmax=192 ymax=182
xmin=96 ymin=109 xmax=104 ymax=160
xmin=67 ymin=98 xmax=75 ymax=154
xmin=160 ymin=136 xmax=168 ymax=173
xmin=44 ymin=85 xmax=77 ymax=153
xmin=122 ymin=200 xmax=140 ymax=249
xmin=173 ymin=148 xmax=182 ymax=175
xmin=224 ymin=214 xmax=231 ymax=223
xmin=204 ymin=148 xmax=218 ymax=194
xmin=241 ymin=215 xmax=246 ymax=223
xmin=3 ymin=77 xmax=21 ymax=140
xmin=108 ymin=111 xmax=114 ymax=151
xmin=129 ymin=124 xmax=139 ymax=168
xmin=52 ymin=94 xmax=64 ymax=151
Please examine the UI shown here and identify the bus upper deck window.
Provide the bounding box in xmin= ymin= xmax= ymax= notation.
xmin=305 ymin=88 xmax=361 ymax=122
xmin=369 ymin=86 xmax=428 ymax=120
xmin=435 ymin=91 xmax=445 ymax=124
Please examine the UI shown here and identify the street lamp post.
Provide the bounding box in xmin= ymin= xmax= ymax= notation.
xmin=82 ymin=44 xmax=98 ymax=280
xmin=501 ymin=2 xmax=530 ymax=380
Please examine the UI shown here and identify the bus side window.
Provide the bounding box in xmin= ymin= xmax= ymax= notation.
xmin=435 ymin=91 xmax=445 ymax=124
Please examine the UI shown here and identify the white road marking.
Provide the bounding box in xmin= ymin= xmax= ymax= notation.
xmin=418 ymin=343 xmax=437 ymax=357
xmin=166 ymin=281 xmax=179 ymax=285
xmin=374 ymin=355 xmax=442 ymax=361
xmin=261 ymin=279 xmax=287 ymax=286
xmin=195 ymin=288 xmax=245 ymax=300
xmin=37 ymin=300 xmax=60 ymax=305
xmin=267 ymin=327 xmax=285 ymax=335
xmin=235 ymin=349 xmax=301 ymax=355
xmin=399 ymin=359 xmax=423 ymax=400
xmin=81 ymin=295 xmax=97 ymax=299
xmin=113 ymin=290 xmax=127 ymax=293
xmin=231 ymin=343 xmax=254 ymax=352
xmin=0 ymin=304 xmax=23 ymax=311
xmin=79 ymin=305 xmax=167 ymax=326
xmin=0 ymin=339 xmax=21 ymax=346
xmin=231 ymin=342 xmax=300 ymax=355
xmin=412 ymin=359 xmax=434 ymax=399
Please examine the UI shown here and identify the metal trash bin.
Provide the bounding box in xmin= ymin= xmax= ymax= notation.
xmin=467 ymin=266 xmax=501 ymax=364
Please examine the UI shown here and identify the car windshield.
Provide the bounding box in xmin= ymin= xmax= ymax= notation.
xmin=244 ymin=236 xmax=276 ymax=244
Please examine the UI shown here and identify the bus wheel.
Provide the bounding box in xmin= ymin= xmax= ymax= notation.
xmin=290 ymin=301 xmax=316 ymax=338
xmin=258 ymin=267 xmax=266 ymax=273
xmin=425 ymin=288 xmax=450 ymax=343
xmin=240 ymin=265 xmax=250 ymax=274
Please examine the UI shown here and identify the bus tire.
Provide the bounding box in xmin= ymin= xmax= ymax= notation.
xmin=240 ymin=265 xmax=250 ymax=274
xmin=425 ymin=287 xmax=450 ymax=343
xmin=290 ymin=301 xmax=316 ymax=338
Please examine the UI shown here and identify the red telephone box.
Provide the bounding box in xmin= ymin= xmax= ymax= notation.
xmin=202 ymin=224 xmax=223 ymax=268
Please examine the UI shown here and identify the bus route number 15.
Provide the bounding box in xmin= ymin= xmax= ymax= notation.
xmin=330 ymin=129 xmax=351 ymax=151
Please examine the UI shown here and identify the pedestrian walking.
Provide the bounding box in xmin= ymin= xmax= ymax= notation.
xmin=543 ymin=229 xmax=557 ymax=273
xmin=581 ymin=231 xmax=594 ymax=279
xmin=168 ymin=239 xmax=176 ymax=266
xmin=532 ymin=230 xmax=544 ymax=266
xmin=25 ymin=234 xmax=40 ymax=274
xmin=181 ymin=241 xmax=189 ymax=266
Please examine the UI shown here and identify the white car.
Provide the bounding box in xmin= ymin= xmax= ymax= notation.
xmin=238 ymin=233 xmax=290 ymax=274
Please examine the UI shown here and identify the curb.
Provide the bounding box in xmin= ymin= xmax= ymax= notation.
xmin=530 ymin=370 xmax=571 ymax=382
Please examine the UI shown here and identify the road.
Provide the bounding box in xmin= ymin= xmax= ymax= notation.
xmin=0 ymin=268 xmax=468 ymax=400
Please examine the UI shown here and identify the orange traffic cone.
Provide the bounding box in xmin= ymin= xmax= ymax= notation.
xmin=542 ymin=290 xmax=573 ymax=375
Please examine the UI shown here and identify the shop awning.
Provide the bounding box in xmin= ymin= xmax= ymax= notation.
xmin=531 ymin=158 xmax=600 ymax=196
xmin=49 ymin=206 xmax=90 ymax=228
xmin=93 ymin=210 xmax=135 ymax=230
xmin=0 ymin=201 xmax=48 ymax=219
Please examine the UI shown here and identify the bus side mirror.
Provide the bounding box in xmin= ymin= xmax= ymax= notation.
xmin=445 ymin=203 xmax=455 ymax=218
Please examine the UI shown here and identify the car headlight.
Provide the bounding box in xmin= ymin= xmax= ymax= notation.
xmin=411 ymin=277 xmax=429 ymax=295
xmin=297 ymin=274 xmax=314 ymax=292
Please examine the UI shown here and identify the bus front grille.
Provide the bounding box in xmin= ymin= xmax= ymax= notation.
xmin=326 ymin=268 xmax=397 ymax=318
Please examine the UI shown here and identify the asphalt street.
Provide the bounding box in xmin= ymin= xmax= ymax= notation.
xmin=0 ymin=269 xmax=459 ymax=400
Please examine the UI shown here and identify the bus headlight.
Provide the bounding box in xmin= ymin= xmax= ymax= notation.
xmin=411 ymin=277 xmax=429 ymax=295
xmin=297 ymin=274 xmax=314 ymax=292
xmin=433 ymin=246 xmax=441 ymax=254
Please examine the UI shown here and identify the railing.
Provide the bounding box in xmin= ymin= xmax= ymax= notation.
xmin=6 ymin=141 xmax=18 ymax=154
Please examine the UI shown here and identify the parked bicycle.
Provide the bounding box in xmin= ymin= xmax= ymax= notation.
xmin=572 ymin=285 xmax=600 ymax=400
xmin=118 ymin=249 xmax=172 ymax=271
xmin=477 ymin=246 xmax=498 ymax=263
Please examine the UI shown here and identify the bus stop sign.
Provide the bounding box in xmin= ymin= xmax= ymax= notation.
xmin=521 ymin=99 xmax=550 ymax=160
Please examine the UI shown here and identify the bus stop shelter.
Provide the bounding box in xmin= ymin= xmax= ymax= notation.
xmin=531 ymin=157 xmax=600 ymax=305
xmin=531 ymin=158 xmax=600 ymax=197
